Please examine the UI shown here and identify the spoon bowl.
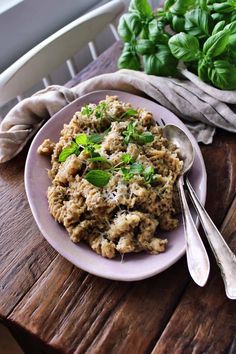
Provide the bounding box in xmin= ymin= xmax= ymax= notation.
xmin=162 ymin=124 xmax=195 ymax=174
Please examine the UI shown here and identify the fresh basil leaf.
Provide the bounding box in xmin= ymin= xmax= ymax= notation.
xmin=229 ymin=33 xmax=236 ymax=51
xmin=144 ymin=45 xmax=178 ymax=76
xmin=143 ymin=166 xmax=155 ymax=184
xmin=164 ymin=0 xmax=175 ymax=12
xmin=203 ymin=29 xmax=230 ymax=57
xmin=91 ymin=152 xmax=101 ymax=158
xmin=95 ymin=101 xmax=108 ymax=119
xmin=129 ymin=0 xmax=153 ymax=17
xmin=172 ymin=15 xmax=185 ymax=32
xmin=81 ymin=105 xmax=93 ymax=117
xmin=85 ymin=170 xmax=111 ymax=187
xmin=136 ymin=39 xmax=156 ymax=55
xmin=135 ymin=131 xmax=155 ymax=144
xmin=88 ymin=157 xmax=111 ymax=164
xmin=211 ymin=12 xmax=228 ymax=23
xmin=208 ymin=60 xmax=236 ymax=90
xmin=130 ymin=162 xmax=144 ymax=174
xmin=169 ymin=33 xmax=201 ymax=62
xmin=225 ymin=20 xmax=236 ymax=34
xmin=75 ymin=133 xmax=88 ymax=146
xmin=118 ymin=13 xmax=142 ymax=42
xmin=58 ymin=142 xmax=78 ymax=162
xmin=120 ymin=109 xmax=138 ymax=119
xmin=88 ymin=134 xmax=103 ymax=144
xmin=199 ymin=0 xmax=208 ymax=11
xmin=121 ymin=153 xmax=134 ymax=164
xmin=118 ymin=44 xmax=141 ymax=70
xmin=212 ymin=20 xmax=226 ymax=35
xmin=184 ymin=9 xmax=214 ymax=37
xmin=212 ymin=2 xmax=236 ymax=14
xmin=148 ymin=19 xmax=169 ymax=43
xmin=121 ymin=167 xmax=134 ymax=181
xmin=198 ymin=58 xmax=211 ymax=82
xmin=169 ymin=0 xmax=196 ymax=16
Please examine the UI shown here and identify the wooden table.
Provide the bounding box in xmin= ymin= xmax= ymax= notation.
xmin=1 ymin=41 xmax=236 ymax=354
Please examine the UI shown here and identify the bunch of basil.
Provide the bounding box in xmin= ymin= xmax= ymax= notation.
xmin=117 ymin=0 xmax=236 ymax=90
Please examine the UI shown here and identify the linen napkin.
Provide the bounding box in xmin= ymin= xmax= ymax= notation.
xmin=0 ymin=68 xmax=236 ymax=163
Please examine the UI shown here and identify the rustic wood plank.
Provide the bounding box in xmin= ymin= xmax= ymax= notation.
xmin=151 ymin=197 xmax=236 ymax=354
xmin=0 ymin=147 xmax=57 ymax=317
xmin=200 ymin=129 xmax=236 ymax=227
xmin=8 ymin=254 xmax=189 ymax=354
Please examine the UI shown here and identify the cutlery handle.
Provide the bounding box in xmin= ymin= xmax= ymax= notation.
xmin=178 ymin=177 xmax=210 ymax=287
xmin=186 ymin=178 xmax=236 ymax=300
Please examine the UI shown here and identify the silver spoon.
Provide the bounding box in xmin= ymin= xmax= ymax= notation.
xmin=163 ymin=123 xmax=236 ymax=299
xmin=162 ymin=124 xmax=210 ymax=287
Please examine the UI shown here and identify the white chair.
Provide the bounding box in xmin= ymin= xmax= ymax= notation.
xmin=0 ymin=0 xmax=125 ymax=108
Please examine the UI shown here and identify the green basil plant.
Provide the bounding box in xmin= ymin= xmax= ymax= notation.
xmin=117 ymin=0 xmax=236 ymax=90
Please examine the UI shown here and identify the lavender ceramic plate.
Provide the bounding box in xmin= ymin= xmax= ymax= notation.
xmin=25 ymin=90 xmax=207 ymax=281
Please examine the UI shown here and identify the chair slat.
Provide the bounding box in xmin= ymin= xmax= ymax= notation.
xmin=88 ymin=41 xmax=98 ymax=60
xmin=66 ymin=59 xmax=77 ymax=78
xmin=109 ymin=23 xmax=120 ymax=41
xmin=42 ymin=75 xmax=52 ymax=87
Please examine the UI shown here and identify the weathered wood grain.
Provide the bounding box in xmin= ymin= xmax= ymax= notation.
xmin=9 ymin=254 xmax=189 ymax=354
xmin=151 ymin=197 xmax=236 ymax=354
xmin=1 ymin=40 xmax=236 ymax=354
xmin=0 ymin=147 xmax=57 ymax=317
xmin=200 ymin=129 xmax=236 ymax=227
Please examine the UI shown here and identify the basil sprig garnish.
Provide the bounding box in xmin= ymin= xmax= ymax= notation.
xmin=122 ymin=122 xmax=154 ymax=145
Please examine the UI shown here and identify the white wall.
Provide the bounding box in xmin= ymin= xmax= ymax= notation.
xmin=0 ymin=0 xmax=107 ymax=72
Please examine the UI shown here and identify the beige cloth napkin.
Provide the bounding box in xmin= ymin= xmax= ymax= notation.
xmin=0 ymin=69 xmax=236 ymax=163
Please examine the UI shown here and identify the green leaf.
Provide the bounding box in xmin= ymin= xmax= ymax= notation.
xmin=211 ymin=12 xmax=226 ymax=23
xmin=117 ymin=13 xmax=142 ymax=42
xmin=169 ymin=0 xmax=197 ymax=16
xmin=212 ymin=20 xmax=226 ymax=35
xmin=81 ymin=105 xmax=93 ymax=117
xmin=172 ymin=15 xmax=185 ymax=32
xmin=208 ymin=60 xmax=236 ymax=90
xmin=121 ymin=167 xmax=134 ymax=181
xmin=144 ymin=45 xmax=178 ymax=76
xmin=136 ymin=39 xmax=156 ymax=55
xmin=75 ymin=133 xmax=88 ymax=146
xmin=212 ymin=2 xmax=236 ymax=14
xmin=118 ymin=44 xmax=141 ymax=70
xmin=121 ymin=153 xmax=134 ymax=164
xmin=85 ymin=170 xmax=111 ymax=187
xmin=168 ymin=33 xmax=201 ymax=62
xmin=123 ymin=122 xmax=154 ymax=145
xmin=164 ymin=0 xmax=175 ymax=12
xmin=95 ymin=101 xmax=108 ymax=119
xmin=58 ymin=142 xmax=78 ymax=162
xmin=203 ymin=29 xmax=230 ymax=57
xmin=143 ymin=166 xmax=155 ymax=184
xmin=130 ymin=162 xmax=144 ymax=174
xmin=88 ymin=157 xmax=111 ymax=164
xmin=184 ymin=9 xmax=214 ymax=37
xmin=135 ymin=131 xmax=155 ymax=144
xmin=148 ymin=19 xmax=169 ymax=43
xmin=120 ymin=108 xmax=138 ymax=119
xmin=225 ymin=20 xmax=236 ymax=34
xmin=198 ymin=58 xmax=211 ymax=82
xmin=88 ymin=134 xmax=103 ymax=144
xmin=129 ymin=0 xmax=153 ymax=17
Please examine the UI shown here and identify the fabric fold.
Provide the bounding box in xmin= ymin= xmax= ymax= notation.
xmin=0 ymin=69 xmax=235 ymax=163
